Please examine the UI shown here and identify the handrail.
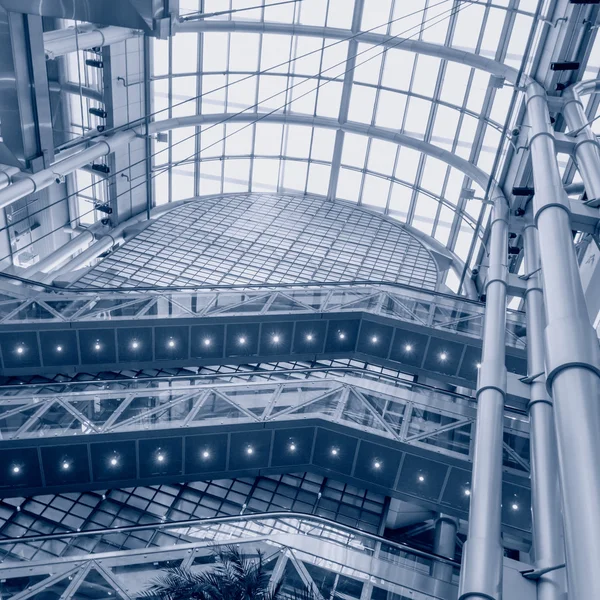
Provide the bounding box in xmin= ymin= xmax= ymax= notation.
xmin=0 ymin=271 xmax=525 ymax=314
xmin=0 ymin=510 xmax=460 ymax=568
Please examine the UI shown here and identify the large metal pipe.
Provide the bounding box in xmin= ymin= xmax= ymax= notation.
xmin=432 ymin=515 xmax=458 ymax=583
xmin=522 ymin=220 xmax=566 ymax=600
xmin=562 ymin=80 xmax=600 ymax=207
xmin=0 ymin=165 xmax=21 ymax=191
xmin=526 ymin=80 xmax=600 ymax=599
xmin=458 ymin=194 xmax=509 ymax=600
xmin=44 ymin=26 xmax=139 ymax=60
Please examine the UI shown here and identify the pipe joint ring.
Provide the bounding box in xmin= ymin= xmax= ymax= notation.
xmin=528 ymin=130 xmax=558 ymax=147
xmin=533 ymin=201 xmax=571 ymax=226
xmin=527 ymin=397 xmax=553 ymax=410
xmin=477 ymin=363 xmax=507 ymax=397
xmin=573 ymin=137 xmax=600 ymax=153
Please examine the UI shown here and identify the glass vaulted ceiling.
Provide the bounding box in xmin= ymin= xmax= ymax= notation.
xmin=148 ymin=0 xmax=543 ymax=291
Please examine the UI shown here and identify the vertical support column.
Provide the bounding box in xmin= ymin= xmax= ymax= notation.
xmin=459 ymin=196 xmax=509 ymax=600
xmin=432 ymin=514 xmax=458 ymax=583
xmin=526 ymin=81 xmax=600 ymax=599
xmin=562 ymin=82 xmax=600 ymax=207
xmin=522 ymin=221 xmax=567 ymax=600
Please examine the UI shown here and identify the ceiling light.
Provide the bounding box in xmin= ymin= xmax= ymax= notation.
xmin=239 ymin=336 xmax=247 ymax=345
xmin=168 ymin=339 xmax=175 ymax=348
xmin=202 ymin=450 xmax=210 ymax=459
xmin=131 ymin=340 xmax=139 ymax=350
xmin=56 ymin=345 xmax=63 ymax=352
xmin=476 ymin=362 xmax=482 ymax=369
xmin=338 ymin=332 xmax=346 ymax=340
xmin=440 ymin=352 xmax=448 ymax=361
xmin=272 ymin=335 xmax=280 ymax=344
xmin=156 ymin=452 xmax=165 ymax=463
xmin=16 ymin=346 xmax=24 ymax=355
xmin=62 ymin=461 xmax=71 ymax=471
xmin=512 ymin=503 xmax=519 ymax=511
xmin=331 ymin=447 xmax=339 ymax=456
xmin=373 ymin=460 xmax=382 ymax=470
xmin=404 ymin=344 xmax=413 ymax=352
xmin=12 ymin=465 xmax=20 ymax=474
xmin=371 ymin=336 xmax=378 ymax=343
xmin=306 ymin=334 xmax=314 ymax=342
xmin=464 ymin=489 xmax=471 ymax=496
xmin=109 ymin=456 xmax=119 ymax=467
xmin=203 ymin=338 xmax=211 ymax=346
xmin=289 ymin=442 xmax=296 ymax=452
xmin=246 ymin=446 xmax=254 ymax=455
xmin=94 ymin=342 xmax=101 ymax=351
xmin=418 ymin=474 xmax=425 ymax=483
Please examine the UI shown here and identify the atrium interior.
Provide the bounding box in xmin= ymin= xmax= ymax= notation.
xmin=0 ymin=0 xmax=600 ymax=598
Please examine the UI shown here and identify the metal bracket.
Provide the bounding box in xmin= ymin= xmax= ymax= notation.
xmin=518 ymin=267 xmax=541 ymax=281
xmin=521 ymin=563 xmax=566 ymax=580
xmin=519 ymin=372 xmax=545 ymax=384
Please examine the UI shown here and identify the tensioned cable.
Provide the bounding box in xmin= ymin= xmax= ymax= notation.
xmin=1 ymin=1 xmax=470 ymax=263
xmin=3 ymin=0 xmax=457 ymax=239
xmin=180 ymin=0 xmax=305 ymax=21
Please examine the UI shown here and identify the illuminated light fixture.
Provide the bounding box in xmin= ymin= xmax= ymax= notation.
xmin=404 ymin=344 xmax=413 ymax=352
xmin=168 ymin=339 xmax=175 ymax=348
xmin=202 ymin=450 xmax=210 ymax=459
xmin=476 ymin=362 xmax=482 ymax=369
xmin=62 ymin=461 xmax=71 ymax=471
xmin=156 ymin=452 xmax=165 ymax=463
xmin=12 ymin=465 xmax=20 ymax=474
xmin=203 ymin=338 xmax=211 ymax=347
xmin=511 ymin=503 xmax=519 ymax=511
xmin=418 ymin=474 xmax=425 ymax=483
xmin=56 ymin=345 xmax=63 ymax=352
xmin=306 ymin=334 xmax=314 ymax=342
xmin=94 ymin=342 xmax=101 ymax=351
xmin=464 ymin=489 xmax=471 ymax=496
xmin=338 ymin=332 xmax=346 ymax=340
xmin=331 ymin=447 xmax=339 ymax=457
xmin=371 ymin=336 xmax=378 ymax=344
xmin=131 ymin=340 xmax=140 ymax=350
xmin=440 ymin=352 xmax=448 ymax=361
xmin=272 ymin=335 xmax=280 ymax=344
xmin=246 ymin=446 xmax=254 ymax=455
xmin=373 ymin=460 xmax=382 ymax=470
xmin=239 ymin=336 xmax=247 ymax=345
xmin=16 ymin=346 xmax=24 ymax=355
xmin=109 ymin=456 xmax=119 ymax=467
xmin=289 ymin=442 xmax=297 ymax=452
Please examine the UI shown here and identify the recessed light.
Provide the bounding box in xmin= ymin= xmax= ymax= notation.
xmin=203 ymin=338 xmax=211 ymax=346
xmin=62 ymin=461 xmax=71 ymax=471
xmin=109 ymin=456 xmax=118 ymax=467
xmin=331 ymin=447 xmax=339 ymax=456
xmin=156 ymin=453 xmax=165 ymax=463
xmin=338 ymin=332 xmax=346 ymax=340
xmin=306 ymin=334 xmax=314 ymax=342
xmin=272 ymin=335 xmax=280 ymax=344
xmin=131 ymin=340 xmax=139 ymax=350
xmin=94 ymin=342 xmax=101 ymax=351
xmin=464 ymin=489 xmax=471 ymax=496
xmin=202 ymin=450 xmax=210 ymax=459
xmin=12 ymin=465 xmax=20 ymax=474
xmin=16 ymin=346 xmax=24 ymax=355
xmin=418 ymin=474 xmax=425 ymax=482
xmin=476 ymin=362 xmax=482 ymax=369
xmin=239 ymin=336 xmax=247 ymax=345
xmin=246 ymin=446 xmax=254 ymax=455
xmin=511 ymin=503 xmax=519 ymax=511
xmin=56 ymin=345 xmax=63 ymax=352
xmin=371 ymin=336 xmax=378 ymax=343
xmin=167 ymin=339 xmax=175 ymax=348
xmin=373 ymin=460 xmax=382 ymax=470
xmin=289 ymin=442 xmax=296 ymax=452
xmin=404 ymin=344 xmax=413 ymax=352
xmin=440 ymin=352 xmax=448 ymax=361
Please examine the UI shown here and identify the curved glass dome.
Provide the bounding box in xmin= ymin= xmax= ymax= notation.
xmin=74 ymin=194 xmax=439 ymax=289
xmin=145 ymin=0 xmax=542 ymax=291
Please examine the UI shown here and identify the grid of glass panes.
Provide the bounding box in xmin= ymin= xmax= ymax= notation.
xmin=73 ymin=193 xmax=439 ymax=289
xmin=0 ymin=473 xmax=386 ymax=561
xmin=150 ymin=0 xmax=541 ymax=283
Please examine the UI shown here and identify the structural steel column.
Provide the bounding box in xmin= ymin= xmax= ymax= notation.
xmin=432 ymin=514 xmax=458 ymax=583
xmin=522 ymin=221 xmax=567 ymax=600
xmin=562 ymin=81 xmax=600 ymax=207
xmin=526 ymin=81 xmax=600 ymax=599
xmin=459 ymin=196 xmax=509 ymax=600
